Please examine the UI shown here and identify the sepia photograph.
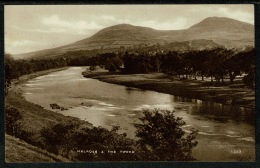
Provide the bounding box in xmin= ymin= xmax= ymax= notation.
xmin=4 ymin=4 xmax=255 ymax=163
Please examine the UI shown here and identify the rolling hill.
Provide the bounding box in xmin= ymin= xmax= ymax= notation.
xmin=14 ymin=17 xmax=254 ymax=60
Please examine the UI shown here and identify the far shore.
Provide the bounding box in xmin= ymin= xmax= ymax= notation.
xmin=82 ymin=69 xmax=255 ymax=110
xmin=12 ymin=67 xmax=68 ymax=85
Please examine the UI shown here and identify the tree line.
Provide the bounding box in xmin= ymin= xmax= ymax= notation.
xmin=4 ymin=46 xmax=255 ymax=94
xmin=122 ymin=47 xmax=255 ymax=86
xmin=4 ymin=54 xmax=68 ymax=95
xmin=4 ymin=52 xmax=122 ymax=94
xmin=67 ymin=47 xmax=254 ymax=87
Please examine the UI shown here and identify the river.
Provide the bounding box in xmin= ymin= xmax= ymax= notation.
xmin=21 ymin=67 xmax=255 ymax=161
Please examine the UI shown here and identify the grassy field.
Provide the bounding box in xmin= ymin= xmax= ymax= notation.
xmin=82 ymin=69 xmax=255 ymax=109
xmin=5 ymin=134 xmax=70 ymax=162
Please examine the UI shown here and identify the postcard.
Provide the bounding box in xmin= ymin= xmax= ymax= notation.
xmin=3 ymin=4 xmax=256 ymax=165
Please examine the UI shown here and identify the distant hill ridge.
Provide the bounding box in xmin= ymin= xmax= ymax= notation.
xmin=189 ymin=17 xmax=253 ymax=31
xmin=15 ymin=17 xmax=254 ymax=59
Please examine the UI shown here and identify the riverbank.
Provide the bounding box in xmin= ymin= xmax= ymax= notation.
xmin=6 ymin=66 xmax=254 ymax=161
xmin=5 ymin=68 xmax=92 ymax=162
xmin=82 ymin=69 xmax=255 ymax=109
xmin=6 ymin=67 xmax=93 ymax=132
xmin=12 ymin=67 xmax=68 ymax=85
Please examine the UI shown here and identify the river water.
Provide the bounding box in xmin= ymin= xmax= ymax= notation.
xmin=21 ymin=67 xmax=255 ymax=161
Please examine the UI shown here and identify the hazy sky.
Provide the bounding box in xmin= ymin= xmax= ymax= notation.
xmin=5 ymin=5 xmax=254 ymax=54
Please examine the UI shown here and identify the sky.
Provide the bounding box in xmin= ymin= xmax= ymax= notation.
xmin=5 ymin=5 xmax=254 ymax=55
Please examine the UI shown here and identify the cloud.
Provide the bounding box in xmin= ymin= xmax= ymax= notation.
xmin=129 ymin=18 xmax=188 ymax=30
xmin=5 ymin=5 xmax=254 ymax=55
xmin=5 ymin=38 xmax=41 ymax=54
xmin=16 ymin=27 xmax=67 ymax=34
xmin=101 ymin=15 xmax=116 ymax=21
xmin=9 ymin=40 xmax=36 ymax=47
xmin=42 ymin=15 xmax=102 ymax=34
xmin=217 ymin=7 xmax=254 ymax=24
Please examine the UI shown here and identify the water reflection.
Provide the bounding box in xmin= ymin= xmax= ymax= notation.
xmin=21 ymin=67 xmax=255 ymax=161
xmin=171 ymin=95 xmax=254 ymax=125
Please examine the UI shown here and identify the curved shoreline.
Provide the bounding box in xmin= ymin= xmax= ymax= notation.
xmin=82 ymin=70 xmax=255 ymax=110
xmin=5 ymin=67 xmax=255 ymax=132
xmin=5 ymin=67 xmax=93 ymax=134
xmin=5 ymin=67 xmax=255 ymax=162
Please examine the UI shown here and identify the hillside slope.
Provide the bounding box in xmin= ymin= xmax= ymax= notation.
xmin=5 ymin=134 xmax=70 ymax=162
xmin=15 ymin=17 xmax=254 ymax=59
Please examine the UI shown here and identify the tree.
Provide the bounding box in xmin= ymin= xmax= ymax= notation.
xmin=243 ymin=69 xmax=255 ymax=88
xmin=40 ymin=121 xmax=80 ymax=156
xmin=160 ymin=51 xmax=184 ymax=75
xmin=5 ymin=106 xmax=22 ymax=137
xmin=40 ymin=122 xmax=136 ymax=161
xmin=105 ymin=57 xmax=122 ymax=72
xmin=5 ymin=63 xmax=12 ymax=95
xmin=135 ymin=109 xmax=198 ymax=161
xmin=74 ymin=126 xmax=136 ymax=161
xmin=151 ymin=54 xmax=162 ymax=72
xmin=211 ymin=47 xmax=233 ymax=83
xmin=4 ymin=54 xmax=17 ymax=95
xmin=224 ymin=50 xmax=245 ymax=84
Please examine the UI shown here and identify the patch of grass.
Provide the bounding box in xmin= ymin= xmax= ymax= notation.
xmin=5 ymin=88 xmax=91 ymax=135
xmin=5 ymin=134 xmax=70 ymax=162
xmin=82 ymin=70 xmax=255 ymax=109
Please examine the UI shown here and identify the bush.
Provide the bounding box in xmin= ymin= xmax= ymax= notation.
xmin=134 ymin=109 xmax=198 ymax=161
xmin=243 ymin=71 xmax=255 ymax=88
xmin=40 ymin=121 xmax=80 ymax=155
xmin=5 ymin=106 xmax=22 ymax=137
xmin=89 ymin=66 xmax=96 ymax=71
xmin=40 ymin=122 xmax=136 ymax=161
xmin=74 ymin=126 xmax=136 ymax=161
xmin=10 ymin=107 xmax=198 ymax=161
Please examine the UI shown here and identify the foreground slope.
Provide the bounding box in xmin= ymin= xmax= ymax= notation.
xmin=5 ymin=134 xmax=70 ymax=162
